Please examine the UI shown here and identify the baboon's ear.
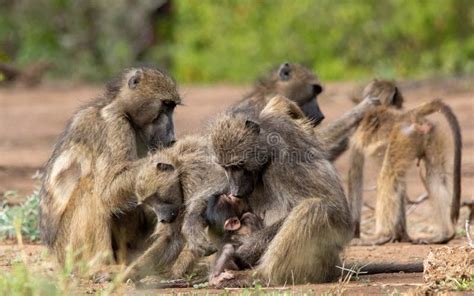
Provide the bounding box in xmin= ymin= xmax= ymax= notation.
xmin=245 ymin=120 xmax=260 ymax=134
xmin=128 ymin=70 xmax=142 ymax=89
xmin=156 ymin=162 xmax=175 ymax=172
xmin=224 ymin=217 xmax=241 ymax=232
xmin=278 ymin=62 xmax=291 ymax=81
xmin=391 ymin=87 xmax=404 ymax=108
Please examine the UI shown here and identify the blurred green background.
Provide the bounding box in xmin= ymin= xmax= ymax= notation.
xmin=0 ymin=0 xmax=473 ymax=83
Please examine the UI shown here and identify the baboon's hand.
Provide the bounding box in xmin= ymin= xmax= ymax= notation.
xmin=186 ymin=230 xmax=217 ymax=256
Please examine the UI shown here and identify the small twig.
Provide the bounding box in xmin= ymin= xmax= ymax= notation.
xmin=465 ymin=219 xmax=473 ymax=248
xmin=407 ymin=193 xmax=429 ymax=205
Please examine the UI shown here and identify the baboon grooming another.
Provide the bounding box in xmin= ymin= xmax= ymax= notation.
xmin=233 ymin=62 xmax=381 ymax=160
xmin=348 ymin=80 xmax=462 ymax=245
xmin=183 ymin=95 xmax=352 ymax=286
xmin=39 ymin=67 xmax=180 ymax=267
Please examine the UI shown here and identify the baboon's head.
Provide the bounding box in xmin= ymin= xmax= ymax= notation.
xmin=363 ymin=79 xmax=404 ymax=109
xmin=136 ymin=153 xmax=183 ymax=224
xmin=210 ymin=114 xmax=268 ymax=198
xmin=205 ymin=193 xmax=248 ymax=236
xmin=106 ymin=67 xmax=181 ymax=149
xmin=268 ymin=62 xmax=324 ymax=125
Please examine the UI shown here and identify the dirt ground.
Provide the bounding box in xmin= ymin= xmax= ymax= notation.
xmin=0 ymin=78 xmax=473 ymax=294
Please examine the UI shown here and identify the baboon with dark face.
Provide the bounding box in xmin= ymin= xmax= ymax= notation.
xmin=119 ymin=135 xmax=229 ymax=281
xmin=181 ymin=95 xmax=352 ymax=286
xmin=348 ymin=80 xmax=462 ymax=245
xmin=232 ymin=62 xmax=325 ymax=125
xmin=232 ymin=62 xmax=382 ymax=161
xmin=204 ymin=194 xmax=264 ymax=284
xmin=39 ymin=67 xmax=180 ymax=268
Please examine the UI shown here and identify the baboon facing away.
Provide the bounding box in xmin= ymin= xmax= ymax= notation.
xmin=39 ymin=67 xmax=180 ymax=267
xmin=348 ymin=80 xmax=462 ymax=245
xmin=182 ymin=95 xmax=353 ymax=286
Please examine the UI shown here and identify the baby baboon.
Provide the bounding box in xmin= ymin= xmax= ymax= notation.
xmin=232 ymin=62 xmax=381 ymax=160
xmin=205 ymin=194 xmax=264 ymax=284
xmin=39 ymin=67 xmax=180 ymax=267
xmin=348 ymin=80 xmax=462 ymax=245
xmin=183 ymin=95 xmax=353 ymax=286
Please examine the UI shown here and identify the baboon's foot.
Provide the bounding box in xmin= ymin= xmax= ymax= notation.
xmin=209 ymin=270 xmax=235 ymax=287
xmin=352 ymin=234 xmax=412 ymax=246
xmin=412 ymin=233 xmax=454 ymax=245
xmin=210 ymin=270 xmax=253 ymax=289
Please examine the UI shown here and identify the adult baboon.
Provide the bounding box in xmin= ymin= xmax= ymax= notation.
xmin=39 ymin=67 xmax=180 ymax=267
xmin=232 ymin=62 xmax=324 ymax=125
xmin=348 ymin=80 xmax=462 ymax=245
xmin=233 ymin=62 xmax=381 ymax=160
xmin=182 ymin=95 xmax=353 ymax=286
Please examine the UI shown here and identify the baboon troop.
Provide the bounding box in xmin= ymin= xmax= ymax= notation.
xmin=38 ymin=64 xmax=464 ymax=288
xmin=348 ymin=80 xmax=462 ymax=245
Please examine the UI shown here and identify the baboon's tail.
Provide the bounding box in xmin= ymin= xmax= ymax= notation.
xmin=410 ymin=99 xmax=462 ymax=223
xmin=438 ymin=101 xmax=462 ymax=224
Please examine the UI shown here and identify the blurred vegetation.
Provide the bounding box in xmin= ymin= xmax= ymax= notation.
xmin=0 ymin=190 xmax=40 ymax=242
xmin=0 ymin=0 xmax=472 ymax=83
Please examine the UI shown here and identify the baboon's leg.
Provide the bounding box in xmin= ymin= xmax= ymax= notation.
xmin=64 ymin=203 xmax=114 ymax=267
xmin=120 ymin=227 xmax=184 ymax=281
xmin=257 ymin=198 xmax=351 ymax=285
xmin=348 ymin=147 xmax=365 ymax=237
xmin=413 ymin=134 xmax=455 ymax=244
xmin=369 ymin=142 xmax=415 ymax=245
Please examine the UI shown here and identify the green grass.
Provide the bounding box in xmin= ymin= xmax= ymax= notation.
xmin=0 ymin=190 xmax=41 ymax=242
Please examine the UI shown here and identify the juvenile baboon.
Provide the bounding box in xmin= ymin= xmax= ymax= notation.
xmin=232 ymin=62 xmax=381 ymax=160
xmin=39 ymin=67 xmax=180 ymax=268
xmin=348 ymin=80 xmax=462 ymax=245
xmin=119 ymin=135 xmax=228 ymax=281
xmin=205 ymin=194 xmax=264 ymax=284
xmin=182 ymin=95 xmax=353 ymax=286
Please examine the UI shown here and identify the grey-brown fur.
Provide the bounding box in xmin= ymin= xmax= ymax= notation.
xmin=183 ymin=95 xmax=352 ymax=286
xmin=39 ymin=67 xmax=180 ymax=268
xmin=232 ymin=62 xmax=381 ymax=161
xmin=348 ymin=80 xmax=462 ymax=245
xmin=120 ymin=135 xmax=228 ymax=281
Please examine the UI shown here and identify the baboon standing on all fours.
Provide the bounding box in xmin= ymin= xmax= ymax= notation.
xmin=232 ymin=62 xmax=381 ymax=161
xmin=183 ymin=95 xmax=353 ymax=286
xmin=39 ymin=67 xmax=181 ymax=267
xmin=348 ymin=80 xmax=462 ymax=245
